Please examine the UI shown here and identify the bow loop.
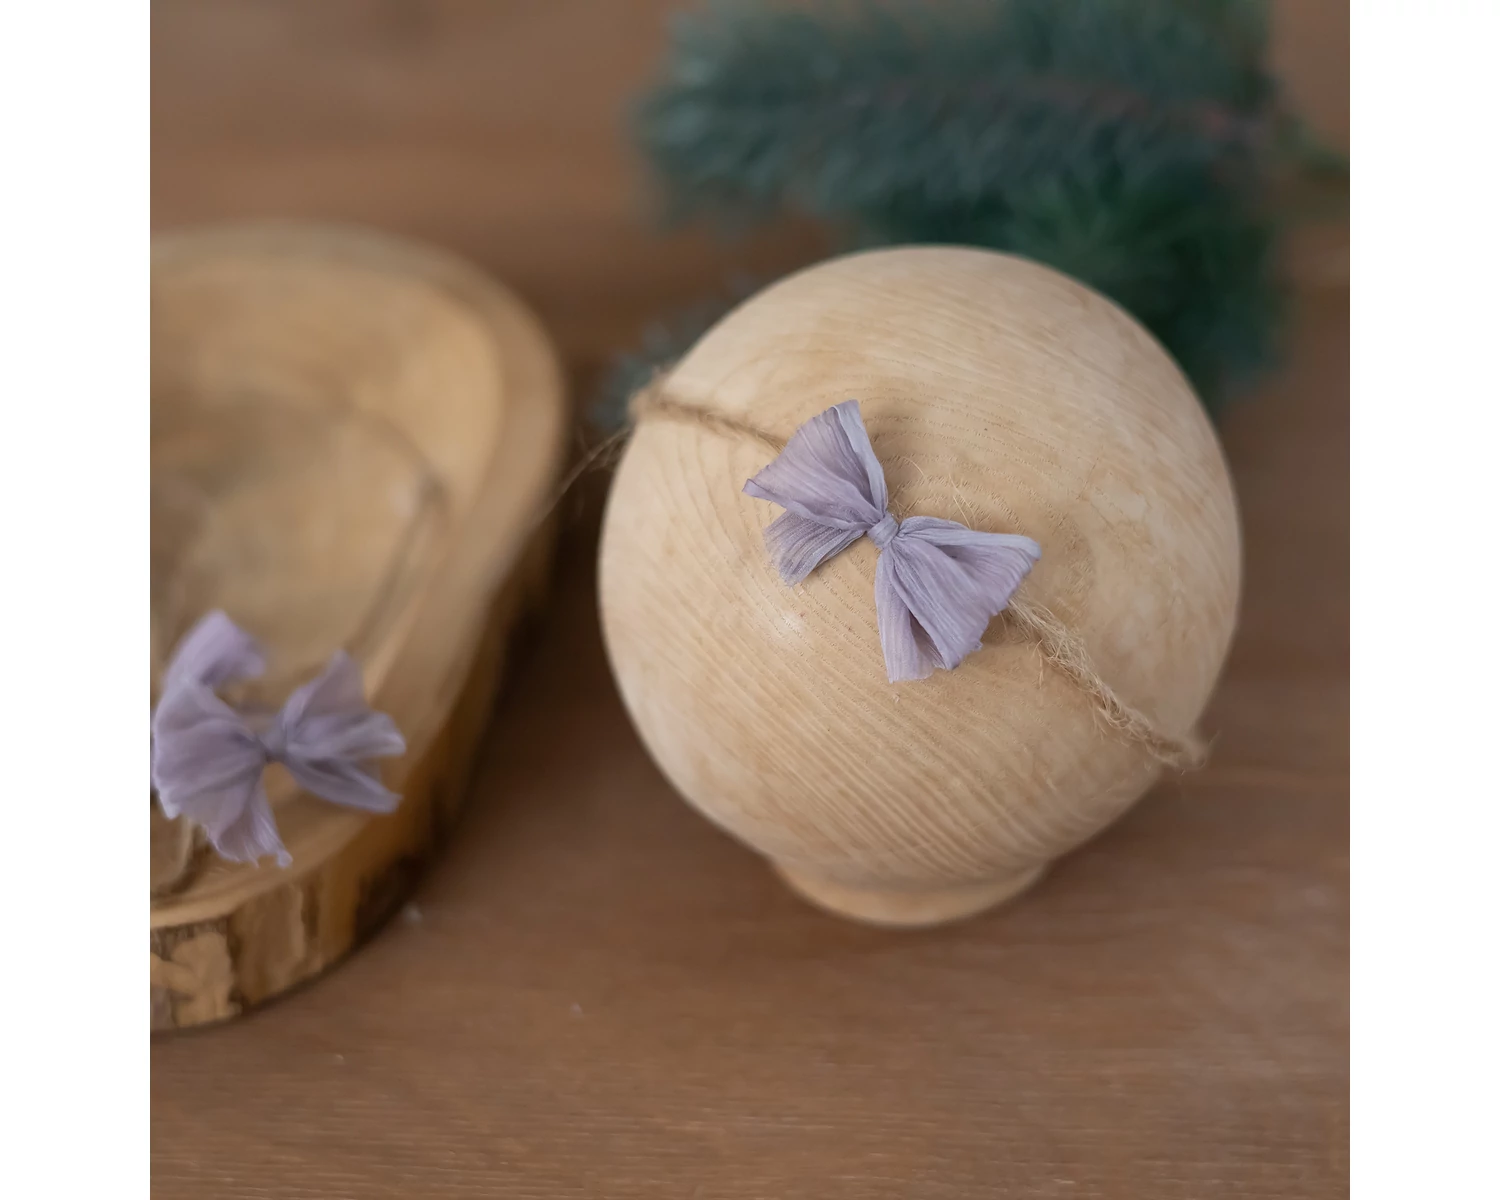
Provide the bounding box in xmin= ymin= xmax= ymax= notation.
xmin=743 ymin=400 xmax=887 ymax=523
xmin=742 ymin=400 xmax=890 ymax=584
xmin=150 ymin=612 xmax=406 ymax=866
xmin=743 ymin=402 xmax=1041 ymax=682
xmin=161 ymin=609 xmax=266 ymax=692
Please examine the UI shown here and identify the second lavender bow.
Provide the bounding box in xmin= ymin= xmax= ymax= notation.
xmin=151 ymin=611 xmax=406 ymax=867
xmin=744 ymin=400 xmax=1041 ymax=683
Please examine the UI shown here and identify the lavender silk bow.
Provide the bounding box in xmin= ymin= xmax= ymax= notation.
xmin=744 ymin=400 xmax=1042 ymax=683
xmin=151 ymin=611 xmax=406 ymax=866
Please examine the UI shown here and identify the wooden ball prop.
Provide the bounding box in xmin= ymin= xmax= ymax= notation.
xmin=599 ymin=247 xmax=1240 ymax=927
xmin=151 ymin=223 xmax=565 ymax=1028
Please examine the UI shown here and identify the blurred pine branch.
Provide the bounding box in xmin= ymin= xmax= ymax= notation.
xmin=600 ymin=0 xmax=1344 ymax=426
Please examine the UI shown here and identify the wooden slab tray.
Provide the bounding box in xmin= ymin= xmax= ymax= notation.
xmin=150 ymin=222 xmax=566 ymax=1031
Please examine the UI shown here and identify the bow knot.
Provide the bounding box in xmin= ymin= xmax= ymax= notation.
xmin=743 ymin=400 xmax=1042 ymax=682
xmin=867 ymin=513 xmax=900 ymax=549
xmin=150 ymin=611 xmax=406 ymax=867
xmin=254 ymin=721 xmax=289 ymax=763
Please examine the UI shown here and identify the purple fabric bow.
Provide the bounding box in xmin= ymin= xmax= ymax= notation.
xmin=151 ymin=611 xmax=406 ymax=867
xmin=744 ymin=400 xmax=1042 ymax=682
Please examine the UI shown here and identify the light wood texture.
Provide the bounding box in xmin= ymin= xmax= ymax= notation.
xmin=152 ymin=1 xmax=1347 ymax=1193
xmin=150 ymin=223 xmax=566 ymax=1028
xmin=151 ymin=283 xmax=1348 ymax=1190
xmin=599 ymin=247 xmax=1240 ymax=926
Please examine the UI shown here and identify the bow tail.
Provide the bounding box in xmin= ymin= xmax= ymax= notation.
xmin=874 ymin=551 xmax=945 ymax=682
xmin=157 ymin=757 xmax=288 ymax=867
xmin=210 ymin=779 xmax=290 ymax=867
xmin=874 ymin=525 xmax=1042 ymax=682
xmin=283 ymin=756 xmax=401 ymax=814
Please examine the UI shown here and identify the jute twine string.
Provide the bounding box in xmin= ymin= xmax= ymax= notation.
xmin=550 ymin=376 xmax=1206 ymax=772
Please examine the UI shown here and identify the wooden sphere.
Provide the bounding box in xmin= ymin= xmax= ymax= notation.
xmin=599 ymin=246 xmax=1240 ymax=927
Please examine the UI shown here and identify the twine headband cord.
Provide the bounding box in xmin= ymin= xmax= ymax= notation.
xmin=628 ymin=383 xmax=1206 ymax=772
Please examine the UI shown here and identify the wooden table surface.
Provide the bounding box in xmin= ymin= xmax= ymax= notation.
xmin=151 ymin=3 xmax=1349 ymax=1196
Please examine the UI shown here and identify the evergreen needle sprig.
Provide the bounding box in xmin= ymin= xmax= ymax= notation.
xmin=604 ymin=0 xmax=1344 ymax=423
